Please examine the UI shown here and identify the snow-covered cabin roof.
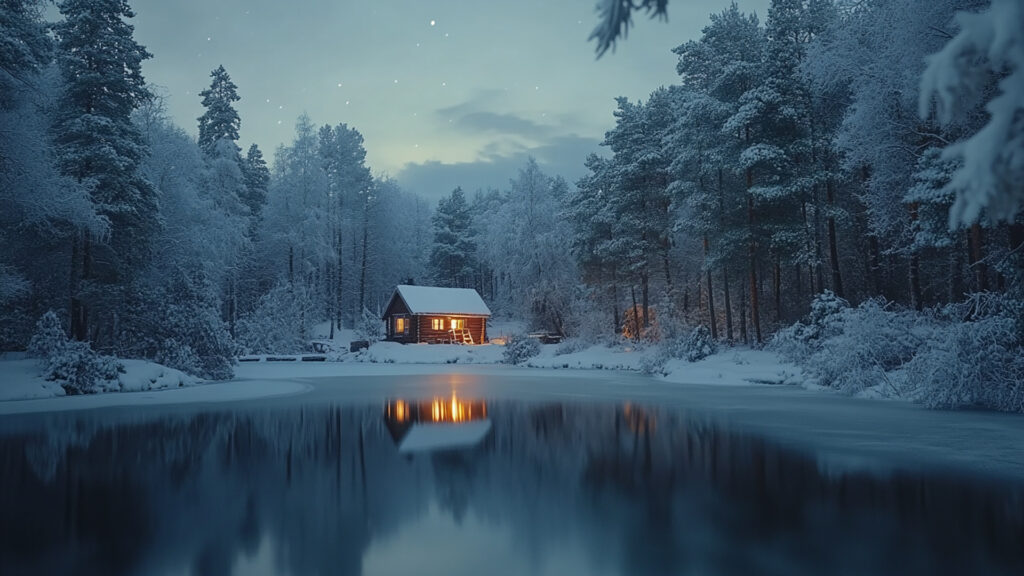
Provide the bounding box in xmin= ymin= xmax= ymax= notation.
xmin=398 ymin=420 xmax=492 ymax=454
xmin=393 ymin=285 xmax=492 ymax=316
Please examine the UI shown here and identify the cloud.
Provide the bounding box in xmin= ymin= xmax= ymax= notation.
xmin=395 ymin=134 xmax=604 ymax=203
xmin=434 ymin=91 xmax=583 ymax=142
xmin=449 ymin=111 xmax=552 ymax=140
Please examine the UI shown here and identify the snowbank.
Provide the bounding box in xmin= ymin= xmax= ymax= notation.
xmin=524 ymin=342 xmax=656 ymax=371
xmin=0 ymin=380 xmax=312 ymax=415
xmin=661 ymin=349 xmax=804 ymax=387
xmin=0 ymin=357 xmax=66 ymax=400
xmin=0 ymin=356 xmax=198 ymax=402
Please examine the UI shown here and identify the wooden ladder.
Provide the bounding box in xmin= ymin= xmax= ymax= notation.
xmin=450 ymin=328 xmax=474 ymax=345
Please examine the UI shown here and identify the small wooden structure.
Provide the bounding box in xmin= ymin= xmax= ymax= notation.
xmin=382 ymin=285 xmax=491 ymax=344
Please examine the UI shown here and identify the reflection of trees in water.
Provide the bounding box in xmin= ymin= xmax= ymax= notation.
xmin=0 ymin=403 xmax=1022 ymax=576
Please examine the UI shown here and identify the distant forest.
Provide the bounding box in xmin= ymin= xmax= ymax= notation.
xmin=1 ymin=1 xmax=1022 ymax=409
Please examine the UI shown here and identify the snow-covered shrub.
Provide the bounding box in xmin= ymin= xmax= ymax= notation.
xmin=804 ymin=299 xmax=925 ymax=395
xmin=46 ymin=340 xmax=123 ymax=394
xmin=661 ymin=325 xmax=718 ymax=363
xmin=770 ymin=290 xmax=848 ymax=362
xmin=679 ymin=325 xmax=717 ymax=362
xmin=154 ymin=338 xmax=203 ymax=377
xmin=355 ymin=307 xmax=385 ymax=342
xmin=27 ymin=310 xmax=68 ymax=359
xmin=28 ymin=312 xmax=123 ymax=394
xmin=502 ymin=334 xmax=541 ymax=365
xmin=906 ymin=294 xmax=1024 ymax=412
xmin=236 ymin=281 xmax=317 ymax=355
xmin=555 ymin=337 xmax=588 ymax=355
xmin=638 ymin=351 xmax=668 ymax=375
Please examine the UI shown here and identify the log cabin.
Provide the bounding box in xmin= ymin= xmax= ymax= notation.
xmin=382 ymin=285 xmax=491 ymax=344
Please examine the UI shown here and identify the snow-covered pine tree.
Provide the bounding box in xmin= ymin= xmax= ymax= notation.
xmin=601 ymin=93 xmax=675 ymax=332
xmin=0 ymin=0 xmax=51 ymax=109
xmin=568 ymin=153 xmax=623 ymax=332
xmin=428 ymin=187 xmax=477 ymax=288
xmin=197 ymin=65 xmax=242 ymax=156
xmin=241 ymin=143 xmax=270 ymax=223
xmin=52 ymin=0 xmax=155 ymax=344
xmin=669 ymin=4 xmax=765 ymax=341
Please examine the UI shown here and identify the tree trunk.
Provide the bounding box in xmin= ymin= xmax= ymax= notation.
xmin=909 ymin=253 xmax=924 ymax=311
xmin=288 ymin=245 xmax=294 ymax=285
xmin=745 ymin=162 xmax=761 ymax=340
xmin=773 ymin=256 xmax=782 ymax=324
xmin=611 ymin=266 xmax=620 ymax=334
xmin=722 ymin=268 xmax=733 ymax=343
xmin=739 ymin=282 xmax=748 ymax=345
xmin=229 ymin=275 xmax=237 ymax=338
xmin=969 ymin=222 xmax=988 ymax=291
xmin=748 ymin=197 xmax=762 ymax=345
xmin=328 ymin=262 xmax=335 ymax=340
xmin=662 ymin=250 xmax=673 ymax=295
xmin=949 ymin=238 xmax=963 ymax=303
xmin=630 ymin=284 xmax=640 ymax=341
xmin=641 ymin=271 xmax=650 ymax=329
xmin=79 ymin=234 xmax=91 ymax=342
xmin=869 ymin=235 xmax=882 ymax=297
xmin=703 ymin=236 xmax=718 ymax=340
xmin=1010 ymin=222 xmax=1024 ymax=283
xmin=359 ymin=217 xmax=368 ymax=313
xmin=70 ymin=234 xmax=84 ymax=341
xmin=826 ymin=179 xmax=845 ymax=298
xmin=336 ymin=229 xmax=344 ymax=330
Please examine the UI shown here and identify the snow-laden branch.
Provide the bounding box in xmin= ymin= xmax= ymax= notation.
xmin=919 ymin=0 xmax=1024 ymax=227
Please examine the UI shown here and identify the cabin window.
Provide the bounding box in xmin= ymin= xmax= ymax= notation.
xmin=395 ymin=317 xmax=407 ymax=334
xmin=431 ymin=318 xmax=443 ymax=330
xmin=450 ymin=318 xmax=465 ymax=330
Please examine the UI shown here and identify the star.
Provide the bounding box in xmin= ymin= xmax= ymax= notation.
xmin=394 ymin=79 xmax=399 ymax=84
xmin=345 ymin=100 xmax=350 ymax=105
xmin=337 ymin=82 xmax=343 ymax=87
xmin=430 ymin=20 xmax=436 ymax=26
xmin=444 ymin=32 xmax=449 ymax=38
xmin=441 ymin=81 xmax=446 ymax=87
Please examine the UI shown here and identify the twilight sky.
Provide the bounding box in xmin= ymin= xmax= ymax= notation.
xmin=95 ymin=0 xmax=769 ymax=202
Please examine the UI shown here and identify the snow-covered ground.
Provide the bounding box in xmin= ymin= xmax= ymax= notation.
xmin=0 ymin=354 xmax=198 ymax=402
xmin=0 ymin=339 xmax=804 ymax=407
xmin=3 ymin=342 xmax=1024 ymax=480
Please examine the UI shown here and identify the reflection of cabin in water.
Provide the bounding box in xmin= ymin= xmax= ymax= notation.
xmin=382 ymin=285 xmax=491 ymax=344
xmin=383 ymin=395 xmax=491 ymax=453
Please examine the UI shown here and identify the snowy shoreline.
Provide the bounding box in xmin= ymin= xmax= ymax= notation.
xmin=3 ymin=354 xmax=1024 ymax=484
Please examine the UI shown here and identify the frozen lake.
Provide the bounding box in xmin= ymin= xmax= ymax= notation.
xmin=2 ymin=370 xmax=1023 ymax=575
